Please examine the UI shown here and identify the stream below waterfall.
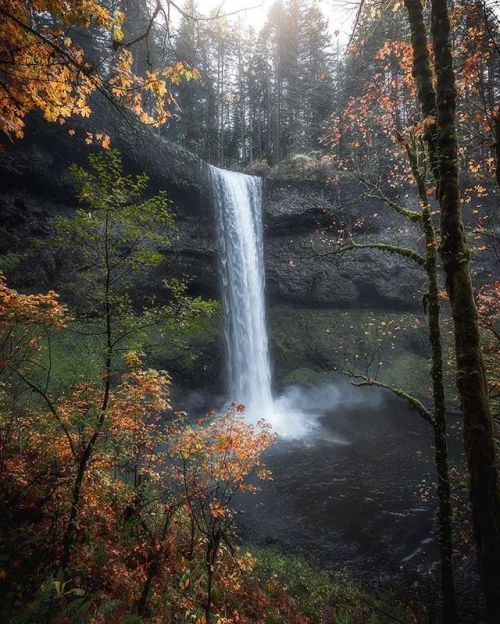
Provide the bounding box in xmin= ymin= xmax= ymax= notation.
xmin=235 ymin=393 xmax=460 ymax=583
xmin=176 ymin=385 xmax=479 ymax=615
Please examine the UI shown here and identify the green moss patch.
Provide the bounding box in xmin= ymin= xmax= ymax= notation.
xmin=269 ymin=306 xmax=456 ymax=402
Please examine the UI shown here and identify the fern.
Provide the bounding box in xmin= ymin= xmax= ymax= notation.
xmin=12 ymin=576 xmax=91 ymax=624
xmin=13 ymin=577 xmax=56 ymax=624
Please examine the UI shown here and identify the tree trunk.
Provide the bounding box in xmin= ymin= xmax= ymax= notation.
xmin=495 ymin=104 xmax=500 ymax=190
xmin=430 ymin=1 xmax=500 ymax=620
xmin=137 ymin=515 xmax=172 ymax=615
xmin=61 ymin=421 xmax=104 ymax=571
xmin=404 ymin=0 xmax=439 ymax=182
xmin=404 ymin=2 xmax=500 ymax=617
xmin=137 ymin=559 xmax=158 ymax=616
xmin=406 ymin=140 xmax=458 ymax=623
xmin=423 ymin=207 xmax=458 ymax=624
xmin=204 ymin=532 xmax=221 ymax=624
xmin=205 ymin=541 xmax=215 ymax=624
xmin=61 ymin=212 xmax=113 ymax=574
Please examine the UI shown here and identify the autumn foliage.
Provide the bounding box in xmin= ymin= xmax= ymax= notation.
xmin=329 ymin=1 xmax=497 ymax=194
xmin=0 ymin=272 xmax=299 ymax=622
xmin=0 ymin=0 xmax=198 ymax=148
xmin=326 ymin=0 xmax=499 ymax=410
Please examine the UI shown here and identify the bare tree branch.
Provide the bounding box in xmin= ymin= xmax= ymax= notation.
xmin=312 ymin=239 xmax=426 ymax=266
xmin=359 ymin=175 xmax=422 ymax=223
xmin=345 ymin=371 xmax=435 ymax=425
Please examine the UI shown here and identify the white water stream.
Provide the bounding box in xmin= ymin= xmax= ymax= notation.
xmin=206 ymin=164 xmax=354 ymax=438
xmin=206 ymin=164 xmax=273 ymax=417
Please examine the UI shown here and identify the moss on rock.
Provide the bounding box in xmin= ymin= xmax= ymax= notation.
xmin=268 ymin=306 xmax=455 ymax=401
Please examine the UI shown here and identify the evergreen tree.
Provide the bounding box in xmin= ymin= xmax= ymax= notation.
xmin=159 ymin=0 xmax=337 ymax=166
xmin=167 ymin=0 xmax=210 ymax=154
xmin=299 ymin=0 xmax=335 ymax=149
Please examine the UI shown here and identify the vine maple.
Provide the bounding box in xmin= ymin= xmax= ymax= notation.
xmin=0 ymin=0 xmax=199 ymax=148
xmin=0 ymin=281 xmax=282 ymax=621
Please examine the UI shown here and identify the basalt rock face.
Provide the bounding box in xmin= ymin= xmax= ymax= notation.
xmin=264 ymin=177 xmax=494 ymax=310
xmin=2 ymin=117 xmax=495 ymax=397
xmin=0 ymin=99 xmax=213 ymax=295
xmin=263 ymin=179 xmax=426 ymax=310
xmin=0 ymin=107 xmax=492 ymax=312
xmin=1 ymin=119 xmax=426 ymax=310
xmin=167 ymin=177 xmax=431 ymax=311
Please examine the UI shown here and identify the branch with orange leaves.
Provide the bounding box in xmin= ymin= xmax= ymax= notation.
xmin=0 ymin=2 xmax=199 ymax=143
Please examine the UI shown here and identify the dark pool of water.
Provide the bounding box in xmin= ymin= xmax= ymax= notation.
xmin=233 ymin=389 xmax=482 ymax=618
xmin=176 ymin=383 xmax=482 ymax=619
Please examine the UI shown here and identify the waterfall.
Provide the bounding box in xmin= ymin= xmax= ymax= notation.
xmin=206 ymin=164 xmax=273 ymax=417
xmin=205 ymin=163 xmax=323 ymax=438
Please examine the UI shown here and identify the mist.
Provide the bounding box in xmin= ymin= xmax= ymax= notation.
xmin=245 ymin=380 xmax=385 ymax=440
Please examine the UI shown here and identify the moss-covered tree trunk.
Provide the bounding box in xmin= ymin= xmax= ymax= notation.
xmin=406 ymin=139 xmax=457 ymax=623
xmin=404 ymin=0 xmax=500 ymax=619
xmin=431 ymin=1 xmax=500 ymax=620
xmin=424 ymin=211 xmax=457 ymax=624
xmin=403 ymin=0 xmax=439 ymax=181
xmin=495 ymin=105 xmax=500 ymax=190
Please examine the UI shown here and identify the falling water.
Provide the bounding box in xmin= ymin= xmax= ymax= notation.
xmin=206 ymin=164 xmax=273 ymax=417
xmin=205 ymin=164 xmax=344 ymax=438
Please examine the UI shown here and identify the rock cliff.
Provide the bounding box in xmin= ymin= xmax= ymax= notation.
xmin=0 ymin=101 xmax=432 ymax=310
xmin=0 ymin=104 xmax=494 ymax=396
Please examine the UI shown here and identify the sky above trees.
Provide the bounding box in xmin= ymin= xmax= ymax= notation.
xmin=193 ymin=0 xmax=357 ymax=39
